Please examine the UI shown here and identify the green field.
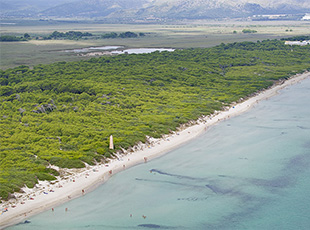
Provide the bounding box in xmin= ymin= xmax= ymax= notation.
xmin=1 ymin=20 xmax=310 ymax=69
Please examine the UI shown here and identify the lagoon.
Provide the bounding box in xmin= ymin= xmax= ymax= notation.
xmin=64 ymin=47 xmax=174 ymax=55
xmin=65 ymin=46 xmax=123 ymax=53
xmin=111 ymin=48 xmax=175 ymax=55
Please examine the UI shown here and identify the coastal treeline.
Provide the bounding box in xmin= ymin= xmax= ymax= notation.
xmin=1 ymin=39 xmax=310 ymax=200
xmin=280 ymin=35 xmax=310 ymax=41
xmin=43 ymin=31 xmax=93 ymax=40
xmin=242 ymin=29 xmax=257 ymax=33
xmin=0 ymin=31 xmax=146 ymax=42
xmin=43 ymin=31 xmax=145 ymax=40
xmin=0 ymin=35 xmax=28 ymax=42
xmin=102 ymin=31 xmax=145 ymax=38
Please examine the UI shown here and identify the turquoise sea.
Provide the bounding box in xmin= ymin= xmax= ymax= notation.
xmin=8 ymin=77 xmax=310 ymax=230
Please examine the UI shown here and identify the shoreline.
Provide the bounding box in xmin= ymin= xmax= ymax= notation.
xmin=1 ymin=72 xmax=309 ymax=229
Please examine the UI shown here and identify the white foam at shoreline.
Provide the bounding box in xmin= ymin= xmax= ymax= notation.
xmin=0 ymin=72 xmax=309 ymax=229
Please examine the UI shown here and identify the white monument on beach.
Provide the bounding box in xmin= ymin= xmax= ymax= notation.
xmin=109 ymin=135 xmax=114 ymax=149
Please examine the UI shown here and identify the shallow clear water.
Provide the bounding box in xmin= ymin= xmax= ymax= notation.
xmin=64 ymin=47 xmax=174 ymax=54
xmin=8 ymin=78 xmax=310 ymax=230
xmin=111 ymin=48 xmax=174 ymax=54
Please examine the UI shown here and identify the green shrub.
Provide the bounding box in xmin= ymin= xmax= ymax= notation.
xmin=36 ymin=172 xmax=56 ymax=181
xmin=242 ymin=29 xmax=257 ymax=33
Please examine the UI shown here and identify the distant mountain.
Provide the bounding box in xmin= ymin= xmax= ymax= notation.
xmin=134 ymin=0 xmax=310 ymax=19
xmin=40 ymin=0 xmax=149 ymax=18
xmin=1 ymin=0 xmax=309 ymax=20
xmin=0 ymin=0 xmax=74 ymax=18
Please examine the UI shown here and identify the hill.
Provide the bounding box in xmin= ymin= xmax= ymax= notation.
xmin=0 ymin=0 xmax=72 ymax=18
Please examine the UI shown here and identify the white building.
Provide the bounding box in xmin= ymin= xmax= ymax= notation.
xmin=301 ymin=14 xmax=310 ymax=20
xmin=285 ymin=41 xmax=310 ymax=46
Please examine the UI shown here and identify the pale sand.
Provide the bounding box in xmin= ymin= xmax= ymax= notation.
xmin=0 ymin=72 xmax=309 ymax=229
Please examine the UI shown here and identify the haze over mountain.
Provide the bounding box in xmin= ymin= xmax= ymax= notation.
xmin=1 ymin=0 xmax=309 ymax=20
xmin=0 ymin=0 xmax=73 ymax=17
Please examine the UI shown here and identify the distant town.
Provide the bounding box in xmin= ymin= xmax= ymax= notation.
xmin=252 ymin=13 xmax=310 ymax=21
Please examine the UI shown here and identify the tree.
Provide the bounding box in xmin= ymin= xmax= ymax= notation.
xmin=119 ymin=31 xmax=138 ymax=38
xmin=24 ymin=33 xmax=31 ymax=39
xmin=242 ymin=29 xmax=257 ymax=34
xmin=102 ymin=32 xmax=118 ymax=39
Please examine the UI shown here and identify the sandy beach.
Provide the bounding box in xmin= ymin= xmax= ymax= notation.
xmin=0 ymin=72 xmax=309 ymax=229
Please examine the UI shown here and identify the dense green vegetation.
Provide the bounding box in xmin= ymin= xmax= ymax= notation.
xmin=42 ymin=31 xmax=93 ymax=40
xmin=281 ymin=35 xmax=310 ymax=41
xmin=1 ymin=31 xmax=146 ymax=42
xmin=1 ymin=39 xmax=310 ymax=201
xmin=242 ymin=29 xmax=257 ymax=33
xmin=102 ymin=31 xmax=145 ymax=39
xmin=0 ymin=31 xmax=93 ymax=42
xmin=0 ymin=35 xmax=27 ymax=42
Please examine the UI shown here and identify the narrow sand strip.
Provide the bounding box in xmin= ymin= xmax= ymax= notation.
xmin=0 ymin=72 xmax=309 ymax=229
